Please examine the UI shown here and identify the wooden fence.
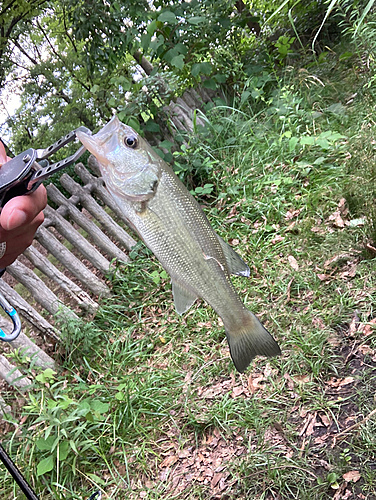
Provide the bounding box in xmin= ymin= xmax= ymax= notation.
xmin=0 ymin=158 xmax=138 ymax=406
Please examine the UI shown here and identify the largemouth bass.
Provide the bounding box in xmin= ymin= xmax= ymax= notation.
xmin=77 ymin=116 xmax=281 ymax=372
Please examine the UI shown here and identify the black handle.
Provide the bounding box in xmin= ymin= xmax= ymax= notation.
xmin=0 ymin=443 xmax=40 ymax=500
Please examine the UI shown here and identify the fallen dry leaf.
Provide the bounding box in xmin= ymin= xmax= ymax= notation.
xmin=319 ymin=414 xmax=331 ymax=427
xmin=160 ymin=455 xmax=178 ymax=468
xmin=364 ymin=318 xmax=376 ymax=336
xmin=317 ymin=273 xmax=332 ymax=281
xmin=343 ymin=470 xmax=361 ymax=483
xmin=248 ymin=375 xmax=264 ymax=394
xmin=231 ymin=386 xmax=244 ymax=398
xmin=311 ymin=225 xmax=326 ymax=234
xmin=327 ymin=377 xmax=355 ymax=388
xmin=324 ymin=253 xmax=353 ymax=269
xmin=293 ymin=374 xmax=310 ymax=384
xmin=271 ymin=234 xmax=285 ymax=244
xmin=328 ymin=211 xmax=346 ymax=228
xmin=333 ymin=484 xmax=350 ymax=500
xmin=358 ymin=344 xmax=374 ymax=355
xmin=288 ymin=255 xmax=299 ymax=271
xmin=285 ymin=208 xmax=302 ymax=220
xmin=348 ymin=312 xmax=360 ymax=336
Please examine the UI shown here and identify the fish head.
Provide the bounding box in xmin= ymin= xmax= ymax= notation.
xmin=76 ymin=116 xmax=162 ymax=202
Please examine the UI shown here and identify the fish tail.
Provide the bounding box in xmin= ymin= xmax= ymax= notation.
xmin=225 ymin=311 xmax=281 ymax=373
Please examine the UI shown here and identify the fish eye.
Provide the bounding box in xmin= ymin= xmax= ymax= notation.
xmin=124 ymin=135 xmax=138 ymax=148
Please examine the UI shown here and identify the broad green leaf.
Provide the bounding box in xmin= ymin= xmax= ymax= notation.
xmin=213 ymin=74 xmax=227 ymax=83
xmin=147 ymin=19 xmax=158 ymax=35
xmin=339 ymin=51 xmax=353 ymax=61
xmin=35 ymin=368 xmax=56 ymax=383
xmin=90 ymin=400 xmax=109 ymax=414
xmin=175 ymin=43 xmax=187 ymax=55
xmin=36 ymin=436 xmax=55 ymax=451
xmin=159 ymin=140 xmax=174 ymax=150
xmin=289 ymin=137 xmax=299 ymax=151
xmin=300 ymin=136 xmax=315 ymax=146
xmin=191 ymin=62 xmax=212 ymax=78
xmin=203 ymin=79 xmax=216 ymax=90
xmin=87 ymin=473 xmax=107 ymax=486
xmin=37 ymin=455 xmax=54 ymax=476
xmin=200 ymin=62 xmax=212 ymax=75
xmin=171 ymin=55 xmax=185 ymax=69
xmin=187 ymin=16 xmax=206 ymax=25
xmin=241 ymin=90 xmax=251 ymax=104
xmin=145 ymin=121 xmax=160 ymax=132
xmin=158 ymin=11 xmax=177 ymax=24
xmin=191 ymin=63 xmax=202 ymax=77
xmin=118 ymin=110 xmax=128 ymax=122
xmin=69 ymin=440 xmax=79 ymax=454
xmin=141 ymin=33 xmax=151 ymax=52
xmin=58 ymin=441 xmax=70 ymax=461
xmin=151 ymin=270 xmax=160 ymax=284
xmin=163 ymin=47 xmax=179 ymax=63
xmin=126 ymin=117 xmax=141 ymax=133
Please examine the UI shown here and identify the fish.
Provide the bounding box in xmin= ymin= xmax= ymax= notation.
xmin=76 ymin=116 xmax=281 ymax=372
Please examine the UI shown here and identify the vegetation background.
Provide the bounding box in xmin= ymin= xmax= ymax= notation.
xmin=1 ymin=0 xmax=376 ymax=498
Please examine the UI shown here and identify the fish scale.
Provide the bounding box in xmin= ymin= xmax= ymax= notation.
xmin=77 ymin=116 xmax=281 ymax=372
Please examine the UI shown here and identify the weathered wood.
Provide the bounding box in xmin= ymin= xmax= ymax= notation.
xmin=0 ymin=316 xmax=55 ymax=368
xmin=60 ymin=173 xmax=135 ymax=252
xmin=9 ymin=332 xmax=55 ymax=368
xmin=0 ymin=355 xmax=31 ymax=389
xmin=0 ymin=279 xmax=58 ymax=339
xmin=23 ymin=245 xmax=98 ymax=312
xmin=47 ymin=184 xmax=129 ymax=264
xmin=76 ymin=161 xmax=138 ymax=241
xmin=35 ymin=226 xmax=110 ymax=297
xmin=43 ymin=203 xmax=111 ymax=275
xmin=0 ymin=396 xmax=12 ymax=417
xmin=6 ymin=260 xmax=77 ymax=319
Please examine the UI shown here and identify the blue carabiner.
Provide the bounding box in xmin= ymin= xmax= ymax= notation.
xmin=0 ymin=292 xmax=21 ymax=342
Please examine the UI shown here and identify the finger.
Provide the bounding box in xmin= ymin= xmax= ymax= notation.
xmin=0 ymin=213 xmax=44 ymax=267
xmin=0 ymin=185 xmax=47 ymax=231
xmin=0 ymin=143 xmax=10 ymax=166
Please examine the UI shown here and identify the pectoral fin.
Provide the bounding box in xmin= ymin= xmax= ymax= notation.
xmin=216 ymin=235 xmax=250 ymax=277
xmin=172 ymin=280 xmax=198 ymax=315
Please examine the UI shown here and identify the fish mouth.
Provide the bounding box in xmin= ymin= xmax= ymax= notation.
xmin=76 ymin=115 xmax=121 ymax=160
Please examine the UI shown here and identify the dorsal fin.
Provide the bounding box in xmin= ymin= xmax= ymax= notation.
xmin=216 ymin=235 xmax=250 ymax=277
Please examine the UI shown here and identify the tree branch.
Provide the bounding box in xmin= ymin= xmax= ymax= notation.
xmin=12 ymin=38 xmax=38 ymax=65
xmin=35 ymin=19 xmax=91 ymax=93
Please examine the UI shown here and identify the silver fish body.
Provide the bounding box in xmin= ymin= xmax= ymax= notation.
xmin=77 ymin=116 xmax=281 ymax=372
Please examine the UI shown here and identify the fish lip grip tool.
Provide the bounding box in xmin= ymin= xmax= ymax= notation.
xmin=0 ymin=292 xmax=21 ymax=342
xmin=0 ymin=126 xmax=92 ymax=341
xmin=0 ymin=126 xmax=91 ymax=208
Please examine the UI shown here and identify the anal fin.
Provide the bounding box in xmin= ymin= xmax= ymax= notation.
xmin=172 ymin=280 xmax=198 ymax=315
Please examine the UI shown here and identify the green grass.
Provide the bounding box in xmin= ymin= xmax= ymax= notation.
xmin=2 ymin=42 xmax=376 ymax=500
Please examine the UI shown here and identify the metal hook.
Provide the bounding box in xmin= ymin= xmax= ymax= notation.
xmin=0 ymin=292 xmax=21 ymax=342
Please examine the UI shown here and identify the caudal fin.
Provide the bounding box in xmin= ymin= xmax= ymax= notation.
xmin=225 ymin=311 xmax=281 ymax=373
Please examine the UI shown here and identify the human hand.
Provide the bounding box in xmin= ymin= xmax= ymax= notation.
xmin=0 ymin=142 xmax=47 ymax=267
